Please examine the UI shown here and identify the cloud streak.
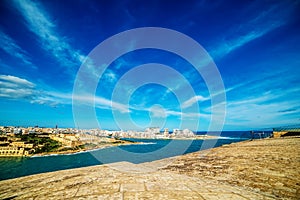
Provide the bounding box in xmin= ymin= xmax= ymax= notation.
xmin=0 ymin=75 xmax=36 ymax=99
xmin=12 ymin=0 xmax=85 ymax=71
xmin=182 ymin=95 xmax=208 ymax=109
xmin=0 ymin=30 xmax=37 ymax=69
xmin=0 ymin=74 xmax=210 ymax=119
xmin=210 ymin=3 xmax=291 ymax=59
xmin=0 ymin=73 xmax=133 ymax=113
xmin=222 ymin=85 xmax=300 ymax=129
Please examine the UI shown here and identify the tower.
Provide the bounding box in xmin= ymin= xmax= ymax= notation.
xmin=164 ymin=128 xmax=169 ymax=137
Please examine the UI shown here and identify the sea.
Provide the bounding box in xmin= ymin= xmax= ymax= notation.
xmin=0 ymin=131 xmax=271 ymax=180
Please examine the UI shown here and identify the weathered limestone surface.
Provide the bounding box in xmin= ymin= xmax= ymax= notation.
xmin=0 ymin=137 xmax=299 ymax=199
xmin=162 ymin=137 xmax=300 ymax=199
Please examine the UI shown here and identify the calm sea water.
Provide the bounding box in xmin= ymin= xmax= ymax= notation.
xmin=0 ymin=131 xmax=269 ymax=180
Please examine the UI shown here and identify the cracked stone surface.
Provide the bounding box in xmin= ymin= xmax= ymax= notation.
xmin=0 ymin=137 xmax=299 ymax=199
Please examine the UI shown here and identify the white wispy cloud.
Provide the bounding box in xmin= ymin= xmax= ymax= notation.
xmin=145 ymin=104 xmax=210 ymax=119
xmin=0 ymin=75 xmax=60 ymax=106
xmin=166 ymin=110 xmax=209 ymax=118
xmin=222 ymin=85 xmax=300 ymax=128
xmin=0 ymin=75 xmax=36 ymax=99
xmin=182 ymin=95 xmax=208 ymax=109
xmin=12 ymin=0 xmax=84 ymax=71
xmin=102 ymin=69 xmax=118 ymax=83
xmin=0 ymin=30 xmax=37 ymax=69
xmin=225 ymin=99 xmax=300 ymax=128
xmin=34 ymin=89 xmax=130 ymax=113
xmin=0 ymin=75 xmax=35 ymax=87
xmin=183 ymin=67 xmax=298 ymax=111
xmin=74 ymin=95 xmax=130 ymax=113
xmin=165 ymin=2 xmax=296 ymax=113
xmin=181 ymin=84 xmax=233 ymax=109
xmin=114 ymin=58 xmax=126 ymax=70
xmin=0 ymin=73 xmax=213 ymax=121
xmin=210 ymin=3 xmax=291 ymax=59
xmin=0 ymin=74 xmax=129 ymax=112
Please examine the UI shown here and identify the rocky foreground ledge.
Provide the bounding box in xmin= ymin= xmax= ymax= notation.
xmin=161 ymin=137 xmax=300 ymax=199
xmin=0 ymin=137 xmax=299 ymax=199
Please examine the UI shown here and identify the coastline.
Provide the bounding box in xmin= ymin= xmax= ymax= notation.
xmin=30 ymin=135 xmax=222 ymax=157
xmin=0 ymin=135 xmax=222 ymax=158
xmin=1 ymin=137 xmax=299 ymax=199
xmin=119 ymin=134 xmax=223 ymax=141
xmin=31 ymin=140 xmax=141 ymax=157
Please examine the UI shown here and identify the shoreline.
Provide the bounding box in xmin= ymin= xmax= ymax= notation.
xmin=17 ymin=135 xmax=231 ymax=158
xmin=31 ymin=140 xmax=141 ymax=157
xmin=40 ymin=135 xmax=240 ymax=155
xmin=120 ymin=135 xmax=234 ymax=140
xmin=0 ymin=138 xmax=142 ymax=158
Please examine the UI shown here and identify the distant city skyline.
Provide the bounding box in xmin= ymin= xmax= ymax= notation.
xmin=0 ymin=0 xmax=299 ymax=131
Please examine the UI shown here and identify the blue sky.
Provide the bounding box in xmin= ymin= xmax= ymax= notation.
xmin=0 ymin=0 xmax=299 ymax=131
